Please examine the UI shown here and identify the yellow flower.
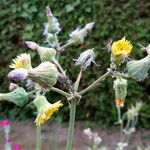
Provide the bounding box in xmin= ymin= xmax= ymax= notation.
xmin=9 ymin=53 xmax=32 ymax=69
xmin=34 ymin=96 xmax=63 ymax=125
xmin=112 ymin=37 xmax=133 ymax=56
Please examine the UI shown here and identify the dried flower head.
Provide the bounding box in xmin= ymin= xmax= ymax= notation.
xmin=74 ymin=49 xmax=96 ymax=70
xmin=9 ymin=53 xmax=32 ymax=69
xmin=83 ymin=128 xmax=93 ymax=139
xmin=34 ymin=96 xmax=63 ymax=125
xmin=112 ymin=37 xmax=133 ymax=57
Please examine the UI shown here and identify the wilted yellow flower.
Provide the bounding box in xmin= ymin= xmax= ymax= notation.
xmin=34 ymin=96 xmax=63 ymax=125
xmin=9 ymin=53 xmax=32 ymax=69
xmin=112 ymin=37 xmax=133 ymax=56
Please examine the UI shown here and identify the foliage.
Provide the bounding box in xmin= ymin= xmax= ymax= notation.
xmin=0 ymin=0 xmax=149 ymax=127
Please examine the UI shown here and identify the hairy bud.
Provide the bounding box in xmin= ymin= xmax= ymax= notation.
xmin=127 ymin=54 xmax=150 ymax=81
xmin=113 ymin=78 xmax=127 ymax=107
xmin=26 ymin=41 xmax=56 ymax=62
xmin=0 ymin=87 xmax=29 ymax=106
xmin=74 ymin=49 xmax=95 ymax=70
xmin=28 ymin=62 xmax=59 ymax=89
xmin=7 ymin=68 xmax=28 ymax=81
xmin=68 ymin=22 xmax=94 ymax=45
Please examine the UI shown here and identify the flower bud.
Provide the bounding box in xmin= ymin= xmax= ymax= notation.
xmin=9 ymin=83 xmax=18 ymax=91
xmin=28 ymin=62 xmax=59 ymax=89
xmin=45 ymin=6 xmax=61 ymax=34
xmin=139 ymin=44 xmax=150 ymax=55
xmin=85 ymin=22 xmax=95 ymax=30
xmin=74 ymin=49 xmax=95 ymax=70
xmin=26 ymin=41 xmax=38 ymax=50
xmin=0 ymin=87 xmax=29 ymax=106
xmin=68 ymin=22 xmax=94 ymax=45
xmin=127 ymin=102 xmax=142 ymax=119
xmin=26 ymin=41 xmax=56 ymax=62
xmin=127 ymin=54 xmax=150 ymax=81
xmin=113 ymin=78 xmax=127 ymax=107
xmin=44 ymin=33 xmax=56 ymax=47
xmin=7 ymin=68 xmax=28 ymax=81
xmin=34 ymin=95 xmax=63 ymax=125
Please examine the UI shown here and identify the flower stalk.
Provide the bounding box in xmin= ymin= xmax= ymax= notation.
xmin=36 ymin=125 xmax=41 ymax=150
xmin=66 ymin=99 xmax=77 ymax=150
xmin=79 ymin=70 xmax=111 ymax=95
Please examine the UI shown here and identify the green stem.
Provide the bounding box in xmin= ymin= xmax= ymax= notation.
xmin=59 ymin=41 xmax=74 ymax=52
xmin=36 ymin=125 xmax=41 ymax=150
xmin=51 ymin=87 xmax=71 ymax=98
xmin=79 ymin=71 xmax=111 ymax=95
xmin=74 ymin=67 xmax=83 ymax=92
xmin=66 ymin=99 xmax=77 ymax=150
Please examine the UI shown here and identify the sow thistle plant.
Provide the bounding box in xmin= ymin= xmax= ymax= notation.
xmin=0 ymin=6 xmax=149 ymax=150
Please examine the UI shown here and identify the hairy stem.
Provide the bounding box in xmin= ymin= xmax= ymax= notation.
xmin=74 ymin=67 xmax=83 ymax=92
xmin=54 ymin=34 xmax=60 ymax=51
xmin=36 ymin=125 xmax=41 ymax=150
xmin=79 ymin=71 xmax=111 ymax=95
xmin=66 ymin=99 xmax=77 ymax=150
xmin=53 ymin=59 xmax=66 ymax=78
xmin=51 ymin=87 xmax=71 ymax=97
xmin=59 ymin=41 xmax=74 ymax=52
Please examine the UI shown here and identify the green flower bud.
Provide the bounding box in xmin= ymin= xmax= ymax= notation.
xmin=68 ymin=22 xmax=94 ymax=45
xmin=45 ymin=6 xmax=61 ymax=34
xmin=127 ymin=102 xmax=142 ymax=119
xmin=110 ymin=54 xmax=125 ymax=66
xmin=37 ymin=46 xmax=56 ymax=62
xmin=26 ymin=41 xmax=56 ymax=62
xmin=28 ymin=62 xmax=59 ymax=89
xmin=0 ymin=87 xmax=29 ymax=106
xmin=113 ymin=78 xmax=127 ymax=107
xmin=127 ymin=55 xmax=150 ymax=81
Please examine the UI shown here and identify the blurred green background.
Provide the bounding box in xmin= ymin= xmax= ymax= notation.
xmin=0 ymin=0 xmax=149 ymax=128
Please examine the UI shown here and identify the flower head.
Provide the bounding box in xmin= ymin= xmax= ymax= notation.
xmin=13 ymin=144 xmax=21 ymax=150
xmin=0 ymin=87 xmax=29 ymax=106
xmin=34 ymin=96 xmax=63 ymax=125
xmin=8 ymin=68 xmax=28 ymax=81
xmin=9 ymin=53 xmax=32 ymax=69
xmin=127 ymin=54 xmax=150 ymax=81
xmin=74 ymin=49 xmax=96 ymax=70
xmin=28 ymin=62 xmax=59 ymax=89
xmin=112 ymin=37 xmax=133 ymax=56
xmin=1 ymin=119 xmax=10 ymax=126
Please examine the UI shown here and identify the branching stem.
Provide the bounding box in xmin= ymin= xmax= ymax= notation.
xmin=79 ymin=70 xmax=111 ymax=95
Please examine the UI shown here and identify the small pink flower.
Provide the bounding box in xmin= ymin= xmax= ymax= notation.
xmin=6 ymin=137 xmax=12 ymax=143
xmin=1 ymin=119 xmax=10 ymax=126
xmin=13 ymin=144 xmax=21 ymax=150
